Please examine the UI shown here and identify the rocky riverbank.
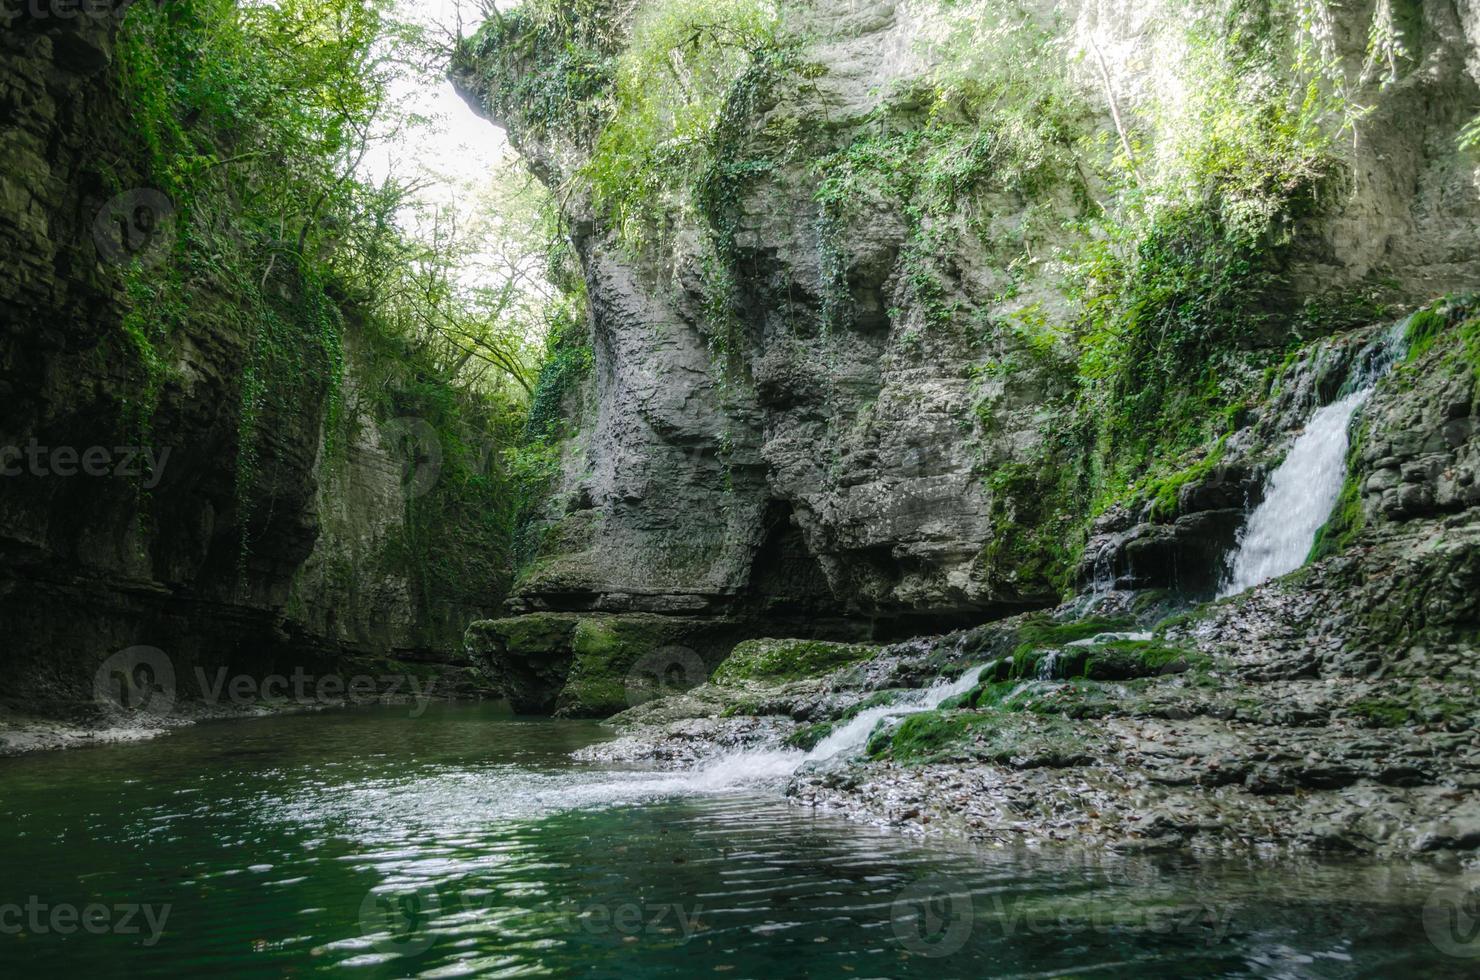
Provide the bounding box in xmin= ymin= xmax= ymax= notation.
xmin=585 ymin=523 xmax=1480 ymax=858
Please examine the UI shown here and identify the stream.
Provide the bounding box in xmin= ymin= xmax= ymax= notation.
xmin=0 ymin=702 xmax=1469 ymax=977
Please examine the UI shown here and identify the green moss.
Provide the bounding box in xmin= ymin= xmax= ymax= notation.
xmin=489 ymin=613 xmax=581 ymax=655
xmin=866 ymin=710 xmax=997 ymax=763
xmin=1308 ymin=463 xmax=1365 ymax=562
xmin=1079 ymin=640 xmax=1209 ymax=681
xmin=1343 ymin=689 xmax=1472 ymax=730
xmin=1403 ymin=307 xmax=1449 ymax=363
xmin=1141 ymin=436 xmax=1228 ymax=521
xmin=939 ymin=679 xmax=1033 ymax=711
xmin=1011 ymin=615 xmax=1136 ymax=653
xmin=711 ymin=638 xmax=879 ymax=685
xmin=784 ymin=721 xmax=835 ymax=750
xmin=839 ymin=690 xmax=906 ymax=719
xmin=868 ymin=708 xmax=1082 ymax=766
xmin=557 ymin=615 xmax=703 ymax=716
xmin=1397 ymin=296 xmax=1479 ymax=377
xmin=1346 ymin=698 xmax=1412 ymax=729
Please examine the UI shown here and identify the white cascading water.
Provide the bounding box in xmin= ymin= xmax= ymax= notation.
xmin=1219 ymin=326 xmax=1403 ymax=598
xmin=678 ymin=664 xmax=989 ymax=790
xmin=1219 ymin=388 xmax=1372 ymax=597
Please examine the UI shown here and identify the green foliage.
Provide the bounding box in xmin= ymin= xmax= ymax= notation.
xmin=1013 ymin=0 xmax=1365 ymax=568
xmin=508 ymin=297 xmax=595 ymax=576
xmin=586 ymin=0 xmax=784 ymax=250
xmin=815 ymin=1 xmax=1090 ymax=331
xmin=360 ymin=322 xmax=527 ymax=618
xmin=1396 ymin=296 xmax=1480 ymax=381
xmin=459 ymin=0 xmax=621 ymax=142
xmin=1462 ymin=115 xmax=1480 ymax=153
xmin=979 ymin=458 xmax=1089 ymax=598
xmin=117 ymin=0 xmax=543 ymax=613
xmin=524 ymin=310 xmax=594 ymax=445
xmin=116 ymin=0 xmax=394 ymax=568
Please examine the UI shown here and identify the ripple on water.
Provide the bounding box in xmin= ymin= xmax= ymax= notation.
xmin=0 ymin=703 xmax=1469 ymax=978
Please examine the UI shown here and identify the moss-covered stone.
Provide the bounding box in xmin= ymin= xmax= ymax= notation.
xmin=467 ymin=612 xmax=720 ymax=717
xmin=556 ymin=614 xmax=711 ymax=718
xmin=867 ymin=708 xmax=1086 ymax=767
xmin=465 ymin=613 xmax=583 ymax=713
xmin=784 ymin=721 xmax=835 ymax=750
xmin=711 ymin=638 xmax=880 ymax=685
xmin=1079 ymin=641 xmax=1210 ymax=681
xmin=1011 ymin=615 xmax=1138 ymax=654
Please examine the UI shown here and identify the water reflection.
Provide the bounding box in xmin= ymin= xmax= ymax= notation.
xmin=0 ymin=702 xmax=1471 ymax=977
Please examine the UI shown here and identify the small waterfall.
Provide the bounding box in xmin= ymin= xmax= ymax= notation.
xmin=804 ymin=664 xmax=986 ymax=763
xmin=678 ymin=664 xmax=988 ymax=790
xmin=1219 ymin=326 xmax=1403 ymax=598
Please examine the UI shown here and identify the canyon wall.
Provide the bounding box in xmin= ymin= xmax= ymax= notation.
xmin=0 ymin=8 xmax=495 ymax=727
xmin=453 ymin=0 xmax=1479 ymax=714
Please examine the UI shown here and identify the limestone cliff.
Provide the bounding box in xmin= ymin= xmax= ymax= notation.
xmin=453 ymin=0 xmax=1479 ymax=714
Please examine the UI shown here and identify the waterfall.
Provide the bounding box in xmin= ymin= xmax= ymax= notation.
xmin=1219 ymin=326 xmax=1403 ymax=598
xmin=679 ymin=664 xmax=988 ymax=790
xmin=803 ymin=664 xmax=986 ymax=763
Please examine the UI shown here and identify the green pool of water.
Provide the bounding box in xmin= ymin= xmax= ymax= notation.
xmin=0 ymin=702 xmax=1472 ymax=977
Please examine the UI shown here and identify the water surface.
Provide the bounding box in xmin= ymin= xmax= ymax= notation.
xmin=0 ymin=702 xmax=1468 ymax=977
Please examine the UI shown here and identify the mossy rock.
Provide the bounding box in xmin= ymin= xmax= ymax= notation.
xmin=555 ymin=614 xmax=711 ymax=718
xmin=784 ymin=721 xmax=835 ymax=750
xmin=469 ymin=612 xmax=719 ymax=717
xmin=711 ymin=638 xmax=880 ymax=685
xmin=867 ymin=709 xmax=1087 ymax=767
xmin=465 ymin=613 xmax=583 ymax=713
xmin=1079 ymin=641 xmax=1210 ymax=681
xmin=979 ymin=625 xmax=1206 ymax=683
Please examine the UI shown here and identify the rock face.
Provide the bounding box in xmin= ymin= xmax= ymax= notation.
xmin=0 ymin=11 xmax=494 ymax=730
xmin=453 ymin=0 xmax=1480 ymax=713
